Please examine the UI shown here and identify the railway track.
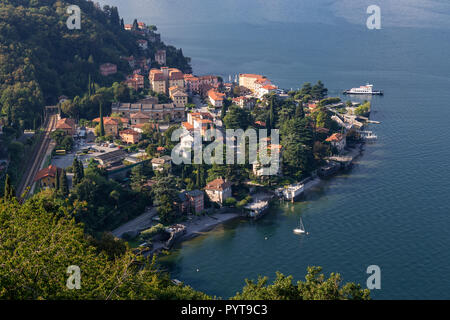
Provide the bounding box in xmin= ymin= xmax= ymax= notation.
xmin=17 ymin=115 xmax=57 ymax=200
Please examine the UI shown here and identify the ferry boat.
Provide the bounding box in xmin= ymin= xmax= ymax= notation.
xmin=343 ymin=83 xmax=383 ymax=95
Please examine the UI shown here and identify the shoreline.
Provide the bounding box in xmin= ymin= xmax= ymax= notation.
xmin=147 ymin=212 xmax=242 ymax=256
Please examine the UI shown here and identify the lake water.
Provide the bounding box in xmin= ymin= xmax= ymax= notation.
xmin=152 ymin=21 xmax=450 ymax=299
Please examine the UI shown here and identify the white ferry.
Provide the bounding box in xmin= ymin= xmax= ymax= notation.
xmin=343 ymin=84 xmax=383 ymax=95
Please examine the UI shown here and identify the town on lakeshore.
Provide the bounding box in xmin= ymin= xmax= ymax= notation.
xmin=2 ymin=18 xmax=381 ymax=256
xmin=0 ymin=0 xmax=379 ymax=301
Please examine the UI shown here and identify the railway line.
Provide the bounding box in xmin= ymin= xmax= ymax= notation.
xmin=17 ymin=115 xmax=57 ymax=200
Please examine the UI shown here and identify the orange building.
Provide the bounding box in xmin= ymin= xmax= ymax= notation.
xmin=55 ymin=118 xmax=76 ymax=136
xmin=120 ymin=129 xmax=141 ymax=144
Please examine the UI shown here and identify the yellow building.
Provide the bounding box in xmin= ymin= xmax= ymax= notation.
xmin=34 ymin=165 xmax=63 ymax=189
xmin=169 ymin=86 xmax=188 ymax=107
xmin=149 ymin=67 xmax=185 ymax=95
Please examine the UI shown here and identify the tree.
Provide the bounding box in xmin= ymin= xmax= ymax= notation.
xmin=152 ymin=175 xmax=180 ymax=225
xmin=60 ymin=170 xmax=69 ymax=196
xmin=130 ymin=164 xmax=147 ymax=192
xmin=132 ymin=19 xmax=139 ymax=30
xmin=223 ymin=106 xmax=252 ymax=130
xmin=55 ymin=168 xmax=60 ymax=191
xmin=311 ymin=81 xmax=328 ymax=100
xmin=3 ymin=174 xmax=15 ymax=201
xmin=295 ymin=104 xmax=304 ymax=119
xmin=0 ymin=191 xmax=208 ymax=299
xmin=281 ymin=118 xmax=315 ymax=180
xmin=72 ymin=158 xmax=84 ymax=186
xmin=232 ymin=267 xmax=370 ymax=300
xmin=99 ymin=103 xmax=105 ymax=137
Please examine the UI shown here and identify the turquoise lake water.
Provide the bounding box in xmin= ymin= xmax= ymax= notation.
xmin=152 ymin=21 xmax=450 ymax=299
xmin=96 ymin=0 xmax=450 ymax=298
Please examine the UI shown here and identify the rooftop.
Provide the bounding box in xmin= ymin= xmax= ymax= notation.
xmin=205 ymin=178 xmax=232 ymax=191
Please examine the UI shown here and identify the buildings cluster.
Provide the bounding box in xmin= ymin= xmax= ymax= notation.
xmin=238 ymin=73 xmax=278 ymax=99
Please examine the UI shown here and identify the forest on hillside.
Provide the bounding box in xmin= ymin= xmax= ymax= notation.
xmin=0 ymin=0 xmax=191 ymax=129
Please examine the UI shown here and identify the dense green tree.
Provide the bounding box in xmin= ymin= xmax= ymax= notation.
xmin=59 ymin=169 xmax=69 ymax=196
xmin=311 ymin=81 xmax=328 ymax=100
xmin=280 ymin=118 xmax=315 ymax=180
xmin=0 ymin=191 xmax=208 ymax=299
xmin=223 ymin=106 xmax=252 ymax=130
xmin=3 ymin=174 xmax=15 ymax=201
xmin=232 ymin=267 xmax=370 ymax=300
xmin=99 ymin=103 xmax=105 ymax=137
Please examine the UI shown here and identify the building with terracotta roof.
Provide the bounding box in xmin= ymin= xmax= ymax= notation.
xmin=169 ymin=86 xmax=188 ymax=107
xmin=126 ymin=74 xmax=145 ymax=91
xmin=111 ymin=102 xmax=185 ymax=122
xmin=258 ymin=84 xmax=278 ymax=98
xmin=179 ymin=190 xmax=204 ymax=214
xmin=208 ymin=89 xmax=226 ymax=107
xmin=149 ymin=67 xmax=185 ymax=95
xmin=184 ymin=111 xmax=214 ymax=137
xmin=120 ymin=129 xmax=141 ymax=144
xmin=92 ymin=117 xmax=128 ymax=137
xmin=155 ymin=50 xmax=166 ymax=65
xmin=205 ymin=178 xmax=232 ymax=204
xmin=239 ymin=74 xmax=269 ymax=93
xmin=184 ymin=74 xmax=200 ymax=94
xmin=326 ymin=133 xmax=346 ymax=153
xmin=55 ymin=118 xmax=76 ymax=136
xmin=99 ymin=63 xmax=117 ymax=76
xmin=34 ymin=165 xmax=63 ymax=189
xmin=232 ymin=96 xmax=254 ymax=109
xmin=124 ymin=24 xmax=132 ymax=31
xmin=130 ymin=111 xmax=150 ymax=125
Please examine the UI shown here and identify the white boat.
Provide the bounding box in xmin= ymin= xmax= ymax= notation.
xmin=293 ymin=217 xmax=306 ymax=235
xmin=343 ymin=83 xmax=383 ymax=95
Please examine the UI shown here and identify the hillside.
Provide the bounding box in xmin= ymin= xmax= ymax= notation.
xmin=0 ymin=0 xmax=191 ymax=129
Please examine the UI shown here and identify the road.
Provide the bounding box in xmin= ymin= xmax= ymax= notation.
xmin=112 ymin=207 xmax=157 ymax=238
xmin=17 ymin=115 xmax=57 ymax=199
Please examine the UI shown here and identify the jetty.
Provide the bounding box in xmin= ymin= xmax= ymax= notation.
xmin=276 ymin=183 xmax=305 ymax=202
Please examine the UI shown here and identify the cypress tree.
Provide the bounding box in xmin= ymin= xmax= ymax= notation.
xmin=79 ymin=159 xmax=84 ymax=180
xmin=221 ymin=104 xmax=227 ymax=119
xmin=88 ymin=74 xmax=92 ymax=97
xmin=4 ymin=174 xmax=11 ymax=200
xmin=55 ymin=168 xmax=60 ymax=190
xmin=4 ymin=174 xmax=14 ymax=201
xmin=72 ymin=158 xmax=80 ymax=185
xmin=99 ymin=103 xmax=105 ymax=137
xmin=269 ymin=97 xmax=275 ymax=129
xmin=295 ymin=104 xmax=304 ymax=119
xmin=60 ymin=170 xmax=69 ymax=196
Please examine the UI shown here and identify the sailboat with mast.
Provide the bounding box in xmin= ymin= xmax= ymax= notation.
xmin=293 ymin=217 xmax=306 ymax=235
